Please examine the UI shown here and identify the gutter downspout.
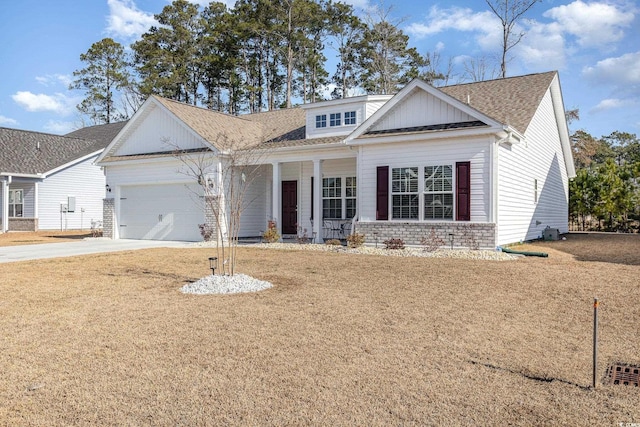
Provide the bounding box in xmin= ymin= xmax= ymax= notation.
xmin=2 ymin=176 xmax=11 ymax=232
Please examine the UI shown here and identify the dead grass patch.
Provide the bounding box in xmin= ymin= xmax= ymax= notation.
xmin=0 ymin=233 xmax=638 ymax=425
xmin=0 ymin=230 xmax=92 ymax=246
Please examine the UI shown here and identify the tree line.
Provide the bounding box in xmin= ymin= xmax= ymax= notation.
xmin=570 ymin=130 xmax=640 ymax=232
xmin=71 ymin=0 xmax=447 ymax=124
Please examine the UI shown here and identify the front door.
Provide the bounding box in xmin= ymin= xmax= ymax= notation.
xmin=281 ymin=181 xmax=297 ymax=234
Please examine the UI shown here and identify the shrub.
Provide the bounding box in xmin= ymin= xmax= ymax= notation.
xmin=420 ymin=228 xmax=444 ymax=252
xmin=296 ymin=225 xmax=310 ymax=244
xmin=383 ymin=238 xmax=405 ymax=250
xmin=262 ymin=220 xmax=280 ymax=243
xmin=346 ymin=232 xmax=365 ymax=248
xmin=198 ymin=223 xmax=215 ymax=241
xmin=325 ymin=239 xmax=342 ymax=246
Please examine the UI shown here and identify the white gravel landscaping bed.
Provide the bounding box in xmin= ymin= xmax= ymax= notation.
xmin=181 ymin=273 xmax=272 ymax=295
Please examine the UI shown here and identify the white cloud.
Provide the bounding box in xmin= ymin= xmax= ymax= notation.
xmin=35 ymin=74 xmax=73 ymax=88
xmin=515 ymin=21 xmax=567 ymax=70
xmin=590 ymin=98 xmax=636 ymax=113
xmin=43 ymin=120 xmax=76 ymax=134
xmin=544 ymin=1 xmax=635 ymax=48
xmin=106 ymin=0 xmax=157 ymax=40
xmin=407 ymin=6 xmax=498 ymax=39
xmin=0 ymin=115 xmax=18 ymax=126
xmin=583 ymin=51 xmax=640 ymax=85
xmin=12 ymin=91 xmax=76 ymax=115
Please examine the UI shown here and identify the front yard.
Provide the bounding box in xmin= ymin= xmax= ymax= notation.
xmin=0 ymin=233 xmax=639 ymax=425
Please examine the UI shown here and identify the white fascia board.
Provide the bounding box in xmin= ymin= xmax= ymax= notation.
xmin=41 ymin=149 xmax=103 ymax=178
xmin=99 ymin=151 xmax=217 ymax=167
xmin=348 ymin=126 xmax=503 ymax=146
xmin=345 ymin=79 xmax=504 ymax=143
xmin=299 ymin=94 xmax=393 ymax=110
xmin=0 ymin=172 xmax=43 ymax=179
xmin=549 ymin=75 xmax=576 ymax=178
xmin=259 ymin=145 xmax=355 ymax=164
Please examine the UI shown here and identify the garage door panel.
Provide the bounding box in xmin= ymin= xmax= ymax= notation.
xmin=120 ymin=184 xmax=204 ymax=241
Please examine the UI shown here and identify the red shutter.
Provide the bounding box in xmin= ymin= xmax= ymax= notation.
xmin=456 ymin=162 xmax=471 ymax=221
xmin=376 ymin=166 xmax=389 ymax=220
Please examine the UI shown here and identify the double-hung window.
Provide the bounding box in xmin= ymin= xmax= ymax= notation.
xmin=322 ymin=177 xmax=342 ymax=218
xmin=424 ymin=165 xmax=453 ymax=220
xmin=391 ymin=167 xmax=419 ymax=219
xmin=315 ymin=114 xmax=327 ymax=128
xmin=345 ymin=177 xmax=357 ymax=218
xmin=9 ymin=189 xmax=23 ymax=217
xmin=330 ymin=113 xmax=341 ymax=127
xmin=344 ymin=111 xmax=356 ymax=125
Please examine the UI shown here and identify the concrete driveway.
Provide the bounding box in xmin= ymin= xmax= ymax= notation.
xmin=0 ymin=238 xmax=191 ymax=263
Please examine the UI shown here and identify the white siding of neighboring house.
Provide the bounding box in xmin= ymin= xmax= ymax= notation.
xmin=38 ymin=154 xmax=105 ymax=230
xmin=113 ymin=104 xmax=207 ymax=156
xmin=496 ymin=87 xmax=570 ymax=245
xmin=369 ymin=89 xmax=475 ymax=132
xmin=358 ymin=136 xmax=492 ymax=223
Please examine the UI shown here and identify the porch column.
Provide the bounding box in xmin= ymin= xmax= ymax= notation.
xmin=271 ymin=162 xmax=281 ymax=235
xmin=1 ymin=177 xmax=9 ymax=232
xmin=313 ymin=159 xmax=323 ymax=242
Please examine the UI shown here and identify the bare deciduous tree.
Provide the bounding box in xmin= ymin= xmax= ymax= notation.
xmin=168 ymin=134 xmax=267 ymax=276
xmin=485 ymin=0 xmax=540 ymax=78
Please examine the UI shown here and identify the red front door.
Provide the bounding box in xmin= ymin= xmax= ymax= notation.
xmin=281 ymin=181 xmax=298 ymax=234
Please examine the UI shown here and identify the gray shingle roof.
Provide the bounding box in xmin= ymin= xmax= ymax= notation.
xmin=440 ymin=71 xmax=557 ymax=134
xmin=65 ymin=121 xmax=128 ymax=148
xmin=0 ymin=127 xmax=107 ymax=175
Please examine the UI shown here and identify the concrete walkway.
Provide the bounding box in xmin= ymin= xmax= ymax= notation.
xmin=0 ymin=238 xmax=191 ymax=263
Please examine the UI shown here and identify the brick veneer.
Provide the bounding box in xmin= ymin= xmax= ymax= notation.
xmin=355 ymin=221 xmax=496 ymax=249
xmin=103 ymin=198 xmax=114 ymax=238
xmin=8 ymin=217 xmax=38 ymax=231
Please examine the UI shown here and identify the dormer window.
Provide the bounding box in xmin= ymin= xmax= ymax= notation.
xmin=315 ymin=114 xmax=327 ymax=128
xmin=345 ymin=111 xmax=356 ymax=125
xmin=330 ymin=113 xmax=341 ymax=127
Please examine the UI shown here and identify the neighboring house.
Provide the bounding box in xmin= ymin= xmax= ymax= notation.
xmin=96 ymin=71 xmax=575 ymax=248
xmin=0 ymin=122 xmax=126 ymax=232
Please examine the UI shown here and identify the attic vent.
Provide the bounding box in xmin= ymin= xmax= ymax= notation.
xmin=606 ymin=363 xmax=640 ymax=386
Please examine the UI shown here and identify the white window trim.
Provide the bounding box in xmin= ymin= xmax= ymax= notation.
xmin=9 ymin=189 xmax=24 ymax=218
xmin=424 ymin=165 xmax=454 ymax=220
xmin=322 ymin=175 xmax=357 ymax=219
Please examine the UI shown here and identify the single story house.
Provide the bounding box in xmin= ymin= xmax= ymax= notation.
xmin=96 ymin=71 xmax=575 ymax=248
xmin=0 ymin=122 xmax=126 ymax=232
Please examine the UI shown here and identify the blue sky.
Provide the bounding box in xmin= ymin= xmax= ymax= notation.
xmin=0 ymin=0 xmax=638 ymax=139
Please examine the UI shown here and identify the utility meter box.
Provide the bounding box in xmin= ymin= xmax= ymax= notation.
xmin=543 ymin=226 xmax=559 ymax=241
xmin=67 ymin=196 xmax=76 ymax=212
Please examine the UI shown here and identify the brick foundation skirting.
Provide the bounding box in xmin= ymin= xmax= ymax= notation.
xmin=355 ymin=221 xmax=496 ymax=249
xmin=8 ymin=217 xmax=38 ymax=231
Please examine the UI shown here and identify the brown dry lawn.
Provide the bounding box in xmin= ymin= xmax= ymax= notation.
xmin=0 ymin=230 xmax=92 ymax=246
xmin=0 ymin=232 xmax=638 ymax=425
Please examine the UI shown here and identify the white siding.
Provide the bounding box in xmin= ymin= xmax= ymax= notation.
xmin=370 ymin=90 xmax=475 ymax=132
xmin=237 ymin=165 xmax=269 ymax=237
xmin=497 ymin=88 xmax=570 ymax=245
xmin=38 ymin=154 xmax=105 ymax=230
xmin=114 ymin=105 xmax=208 ymax=156
xmin=358 ymin=137 xmax=491 ymax=222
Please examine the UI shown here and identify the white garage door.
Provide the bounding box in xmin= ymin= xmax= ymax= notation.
xmin=119 ymin=184 xmax=204 ymax=241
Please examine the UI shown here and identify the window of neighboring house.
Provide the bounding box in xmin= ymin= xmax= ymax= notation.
xmin=9 ymin=189 xmax=23 ymax=217
xmin=316 ymin=114 xmax=327 ymax=128
xmin=345 ymin=176 xmax=357 ymax=218
xmin=322 ymin=177 xmax=342 ymax=218
xmin=424 ymin=165 xmax=453 ymax=220
xmin=391 ymin=167 xmax=419 ymax=219
xmin=330 ymin=112 xmax=341 ymax=127
xmin=344 ymin=111 xmax=356 ymax=125
xmin=534 ymin=179 xmax=538 ymax=204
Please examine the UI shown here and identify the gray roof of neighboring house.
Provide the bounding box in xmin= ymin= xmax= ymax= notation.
xmin=0 ymin=121 xmax=127 ymax=176
xmin=65 ymin=121 xmax=128 ymax=147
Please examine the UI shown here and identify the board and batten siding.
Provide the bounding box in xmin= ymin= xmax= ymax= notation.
xmin=114 ymin=104 xmax=207 ymax=156
xmin=38 ymin=154 xmax=105 ymax=230
xmin=369 ymin=90 xmax=475 ymax=132
xmin=496 ymin=88 xmax=570 ymax=245
xmin=358 ymin=137 xmax=492 ymax=223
